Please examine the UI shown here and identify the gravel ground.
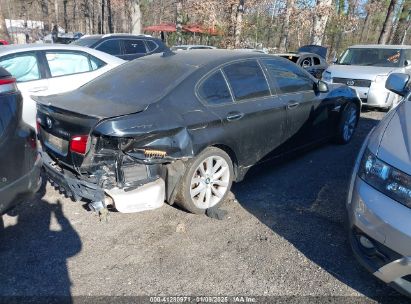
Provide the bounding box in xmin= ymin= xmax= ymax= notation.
xmin=0 ymin=110 xmax=407 ymax=302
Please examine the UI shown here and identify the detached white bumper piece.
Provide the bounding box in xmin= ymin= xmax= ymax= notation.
xmin=105 ymin=178 xmax=165 ymax=213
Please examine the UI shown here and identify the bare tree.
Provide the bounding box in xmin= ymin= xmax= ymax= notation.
xmin=311 ymin=0 xmax=333 ymax=45
xmin=0 ymin=3 xmax=10 ymax=41
xmin=378 ymin=0 xmax=398 ymax=44
xmin=234 ymin=0 xmax=245 ymax=47
xmin=107 ymin=0 xmax=113 ymax=33
xmin=279 ymin=0 xmax=294 ymax=51
xmin=131 ymin=0 xmax=142 ymax=34
xmin=392 ymin=0 xmax=411 ymax=44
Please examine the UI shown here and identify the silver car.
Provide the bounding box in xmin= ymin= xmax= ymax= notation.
xmin=347 ymin=73 xmax=411 ymax=296
xmin=323 ymin=45 xmax=411 ymax=110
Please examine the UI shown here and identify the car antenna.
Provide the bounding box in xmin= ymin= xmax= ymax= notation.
xmin=162 ymin=49 xmax=176 ymax=57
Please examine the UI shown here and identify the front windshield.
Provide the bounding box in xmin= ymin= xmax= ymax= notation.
xmin=339 ymin=48 xmax=403 ymax=67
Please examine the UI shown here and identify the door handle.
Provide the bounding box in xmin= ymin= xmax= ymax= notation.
xmin=226 ymin=112 xmax=244 ymax=121
xmin=288 ymin=103 xmax=300 ymax=109
xmin=28 ymin=86 xmax=48 ymax=93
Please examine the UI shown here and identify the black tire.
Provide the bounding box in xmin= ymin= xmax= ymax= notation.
xmin=335 ymin=103 xmax=359 ymax=144
xmin=175 ymin=147 xmax=234 ymax=214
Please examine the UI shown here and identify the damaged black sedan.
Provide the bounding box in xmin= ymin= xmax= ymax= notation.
xmin=36 ymin=50 xmax=361 ymax=215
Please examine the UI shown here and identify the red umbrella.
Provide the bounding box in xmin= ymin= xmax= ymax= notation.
xmin=144 ymin=23 xmax=176 ymax=33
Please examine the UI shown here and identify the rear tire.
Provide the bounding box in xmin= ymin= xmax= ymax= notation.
xmin=335 ymin=103 xmax=359 ymax=144
xmin=176 ymin=147 xmax=234 ymax=214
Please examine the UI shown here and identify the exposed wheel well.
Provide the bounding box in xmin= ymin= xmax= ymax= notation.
xmin=212 ymin=144 xmax=239 ymax=180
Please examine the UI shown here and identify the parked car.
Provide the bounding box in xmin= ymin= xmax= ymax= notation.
xmin=36 ymin=50 xmax=360 ymax=216
xmin=277 ymin=45 xmax=328 ymax=79
xmin=0 ymin=40 xmax=9 ymax=46
xmin=171 ymin=45 xmax=217 ymax=51
xmin=44 ymin=32 xmax=84 ymax=44
xmin=323 ymin=44 xmax=411 ymax=110
xmin=0 ymin=44 xmax=124 ymax=129
xmin=72 ymin=34 xmax=168 ymax=60
xmin=0 ymin=66 xmax=42 ymax=215
xmin=347 ymin=73 xmax=411 ymax=297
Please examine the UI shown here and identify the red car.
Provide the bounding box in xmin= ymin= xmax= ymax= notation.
xmin=0 ymin=40 xmax=9 ymax=45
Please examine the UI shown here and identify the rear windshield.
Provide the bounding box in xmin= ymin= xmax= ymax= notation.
xmin=280 ymin=55 xmax=299 ymax=63
xmin=71 ymin=37 xmax=101 ymax=47
xmin=79 ymin=55 xmax=196 ymax=105
xmin=339 ymin=48 xmax=403 ymax=67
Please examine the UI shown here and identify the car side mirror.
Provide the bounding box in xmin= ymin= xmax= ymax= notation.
xmin=405 ymin=59 xmax=411 ymax=66
xmin=386 ymin=73 xmax=410 ymax=97
xmin=332 ymin=57 xmax=338 ymax=64
xmin=316 ymin=80 xmax=329 ymax=93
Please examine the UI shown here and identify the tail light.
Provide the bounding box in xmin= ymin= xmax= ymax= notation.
xmin=70 ymin=135 xmax=89 ymax=154
xmin=0 ymin=77 xmax=17 ymax=94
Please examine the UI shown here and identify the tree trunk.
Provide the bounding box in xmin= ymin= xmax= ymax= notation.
xmin=101 ymin=0 xmax=105 ymax=34
xmin=131 ymin=0 xmax=142 ymax=35
xmin=0 ymin=5 xmax=10 ymax=41
xmin=234 ymin=0 xmax=245 ymax=48
xmin=40 ymin=0 xmax=50 ymax=32
xmin=54 ymin=0 xmax=59 ymax=25
xmin=392 ymin=0 xmax=411 ymax=44
xmin=176 ymin=0 xmax=183 ymax=44
xmin=279 ymin=0 xmax=294 ymax=51
xmin=107 ymin=0 xmax=113 ymax=33
xmin=311 ymin=0 xmax=333 ymax=45
xmin=378 ymin=0 xmax=398 ymax=44
xmin=63 ymin=0 xmax=68 ymax=32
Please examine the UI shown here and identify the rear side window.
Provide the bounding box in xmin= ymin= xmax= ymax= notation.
xmin=145 ymin=40 xmax=158 ymax=52
xmin=46 ymin=51 xmax=92 ymax=77
xmin=124 ymin=39 xmax=147 ymax=54
xmin=89 ymin=55 xmax=106 ymax=70
xmin=223 ymin=60 xmax=270 ymax=101
xmin=198 ymin=70 xmax=232 ymax=105
xmin=0 ymin=52 xmax=40 ymax=82
xmin=96 ymin=39 xmax=121 ymax=55
xmin=262 ymin=59 xmax=314 ymax=94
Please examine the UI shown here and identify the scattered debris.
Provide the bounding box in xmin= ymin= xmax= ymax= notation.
xmin=206 ymin=206 xmax=228 ymax=220
xmin=176 ymin=223 xmax=186 ymax=233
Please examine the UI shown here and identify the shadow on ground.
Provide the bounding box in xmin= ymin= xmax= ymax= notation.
xmin=232 ymin=115 xmax=408 ymax=302
xmin=0 ymin=195 xmax=81 ymax=302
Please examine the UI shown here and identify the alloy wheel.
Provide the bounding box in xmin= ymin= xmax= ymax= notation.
xmin=190 ymin=155 xmax=230 ymax=209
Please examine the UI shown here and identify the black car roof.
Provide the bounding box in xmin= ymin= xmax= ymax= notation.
xmin=145 ymin=49 xmax=276 ymax=68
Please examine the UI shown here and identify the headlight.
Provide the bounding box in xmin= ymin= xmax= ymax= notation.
xmin=375 ymin=75 xmax=388 ymax=83
xmin=359 ymin=149 xmax=411 ymax=208
xmin=322 ymin=71 xmax=332 ymax=82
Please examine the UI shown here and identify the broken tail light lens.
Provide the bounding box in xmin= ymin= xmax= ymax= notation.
xmin=0 ymin=77 xmax=17 ymax=94
xmin=70 ymin=135 xmax=89 ymax=155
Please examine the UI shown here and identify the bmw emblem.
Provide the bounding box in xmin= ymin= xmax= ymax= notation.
xmin=347 ymin=80 xmax=355 ymax=86
xmin=46 ymin=117 xmax=53 ymax=129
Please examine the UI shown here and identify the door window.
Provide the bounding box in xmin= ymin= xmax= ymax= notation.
xmin=145 ymin=40 xmax=158 ymax=52
xmin=198 ymin=70 xmax=233 ymax=105
xmin=262 ymin=59 xmax=314 ymax=94
xmin=223 ymin=60 xmax=270 ymax=101
xmin=45 ymin=51 xmax=95 ymax=77
xmin=0 ymin=53 xmax=40 ymax=82
xmin=313 ymin=56 xmax=321 ymax=65
xmin=124 ymin=39 xmax=147 ymax=54
xmin=96 ymin=39 xmax=121 ymax=55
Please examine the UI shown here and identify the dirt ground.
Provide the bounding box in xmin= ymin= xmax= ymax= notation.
xmin=0 ymin=110 xmax=407 ymax=302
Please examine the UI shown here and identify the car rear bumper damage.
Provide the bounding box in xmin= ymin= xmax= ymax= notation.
xmin=41 ymin=151 xmax=171 ymax=213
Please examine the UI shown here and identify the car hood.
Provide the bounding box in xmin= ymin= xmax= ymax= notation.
xmin=327 ymin=65 xmax=397 ymax=80
xmin=376 ymin=99 xmax=411 ymax=175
